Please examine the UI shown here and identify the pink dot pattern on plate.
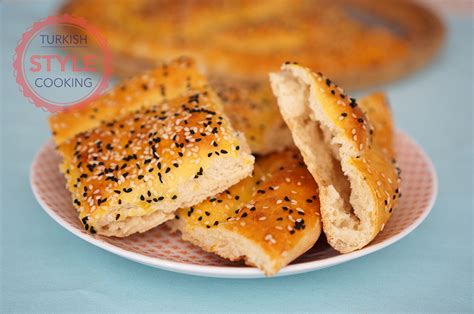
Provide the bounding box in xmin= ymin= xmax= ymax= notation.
xmin=30 ymin=131 xmax=436 ymax=268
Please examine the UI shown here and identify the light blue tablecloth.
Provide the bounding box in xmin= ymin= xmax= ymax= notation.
xmin=1 ymin=1 xmax=472 ymax=312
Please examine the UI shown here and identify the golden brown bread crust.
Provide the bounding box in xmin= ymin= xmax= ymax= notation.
xmin=168 ymin=149 xmax=321 ymax=275
xmin=60 ymin=0 xmax=443 ymax=90
xmin=270 ymin=63 xmax=400 ymax=253
xmin=53 ymin=59 xmax=255 ymax=237
xmin=357 ymin=92 xmax=395 ymax=155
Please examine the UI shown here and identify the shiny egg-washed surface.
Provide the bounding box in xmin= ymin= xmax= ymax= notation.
xmin=61 ymin=0 xmax=443 ymax=89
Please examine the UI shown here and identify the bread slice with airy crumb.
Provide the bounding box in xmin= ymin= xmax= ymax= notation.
xmin=53 ymin=59 xmax=254 ymax=237
xmin=270 ymin=63 xmax=401 ymax=253
xmin=168 ymin=149 xmax=321 ymax=275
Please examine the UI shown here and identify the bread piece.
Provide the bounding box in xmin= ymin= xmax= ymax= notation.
xmin=168 ymin=149 xmax=321 ymax=275
xmin=54 ymin=61 xmax=254 ymax=237
xmin=210 ymin=76 xmax=293 ymax=155
xmin=49 ymin=57 xmax=208 ymax=145
xmin=270 ymin=63 xmax=400 ymax=253
xmin=60 ymin=0 xmax=443 ymax=90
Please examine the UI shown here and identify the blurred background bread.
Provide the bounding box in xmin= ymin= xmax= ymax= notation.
xmin=60 ymin=0 xmax=444 ymax=89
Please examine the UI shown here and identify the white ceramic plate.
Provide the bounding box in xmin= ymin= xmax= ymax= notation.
xmin=30 ymin=130 xmax=437 ymax=278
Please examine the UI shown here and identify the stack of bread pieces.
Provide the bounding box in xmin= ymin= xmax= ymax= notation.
xmin=50 ymin=57 xmax=400 ymax=275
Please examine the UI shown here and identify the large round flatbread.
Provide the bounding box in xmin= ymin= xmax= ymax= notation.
xmin=61 ymin=0 xmax=444 ymax=89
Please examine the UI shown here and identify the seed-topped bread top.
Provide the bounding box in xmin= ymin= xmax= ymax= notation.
xmin=170 ymin=149 xmax=321 ymax=275
xmin=53 ymin=58 xmax=254 ymax=237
